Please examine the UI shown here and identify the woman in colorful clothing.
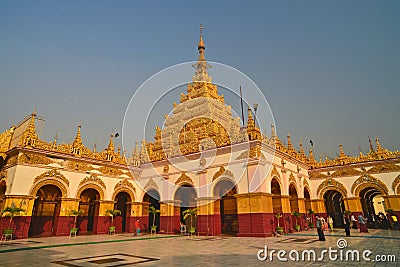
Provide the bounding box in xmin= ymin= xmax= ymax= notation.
xmin=358 ymin=214 xmax=369 ymax=233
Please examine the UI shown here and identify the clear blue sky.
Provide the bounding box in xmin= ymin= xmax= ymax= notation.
xmin=0 ymin=1 xmax=399 ymax=159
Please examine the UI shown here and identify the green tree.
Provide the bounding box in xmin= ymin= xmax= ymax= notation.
xmin=275 ymin=213 xmax=282 ymax=227
xmin=183 ymin=208 xmax=198 ymax=230
xmin=68 ymin=209 xmax=84 ymax=228
xmin=1 ymin=206 xmax=25 ymax=229
xmin=105 ymin=209 xmax=121 ymax=227
xmin=292 ymin=211 xmax=300 ymax=226
xmin=149 ymin=206 xmax=160 ymax=228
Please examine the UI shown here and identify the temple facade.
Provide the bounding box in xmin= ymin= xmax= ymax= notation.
xmin=0 ymin=29 xmax=399 ymax=238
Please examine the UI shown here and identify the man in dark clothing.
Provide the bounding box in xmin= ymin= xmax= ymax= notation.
xmin=315 ymin=215 xmax=326 ymax=241
xmin=343 ymin=214 xmax=351 ymax=237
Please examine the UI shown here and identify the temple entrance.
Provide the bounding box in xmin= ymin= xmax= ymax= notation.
xmin=214 ymin=179 xmax=238 ymax=235
xmin=174 ymin=185 xmax=197 ymax=227
xmin=289 ymin=184 xmax=298 ymax=213
xmin=143 ymin=190 xmax=160 ymax=231
xmin=271 ymin=178 xmax=283 ymax=229
xmin=29 ymin=184 xmax=61 ymax=237
xmin=304 ymin=187 xmax=311 ymax=212
xmin=114 ymin=192 xmax=131 ymax=232
xmin=78 ymin=188 xmax=100 ymax=232
xmin=324 ymin=190 xmax=345 ymax=228
xmin=359 ymin=187 xmax=388 ymax=229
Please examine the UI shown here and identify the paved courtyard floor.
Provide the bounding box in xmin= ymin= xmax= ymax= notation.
xmin=0 ymin=229 xmax=399 ymax=266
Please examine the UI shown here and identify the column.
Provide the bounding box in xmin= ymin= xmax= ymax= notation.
xmin=235 ymin=192 xmax=274 ymax=237
xmin=95 ymin=200 xmax=115 ymax=234
xmin=130 ymin=202 xmax=150 ymax=233
xmin=54 ymin=198 xmax=80 ymax=236
xmin=383 ymin=195 xmax=400 ymax=225
xmin=196 ymin=197 xmax=220 ymax=236
xmin=280 ymin=196 xmax=293 ymax=232
xmin=297 ymin=198 xmax=307 ymax=230
xmin=159 ymin=200 xmax=180 ymax=234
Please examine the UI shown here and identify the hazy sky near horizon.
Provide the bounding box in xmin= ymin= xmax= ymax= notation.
xmin=0 ymin=1 xmax=399 ymax=159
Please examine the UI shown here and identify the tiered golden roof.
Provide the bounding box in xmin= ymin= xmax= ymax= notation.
xmin=0 ymin=111 xmax=126 ymax=164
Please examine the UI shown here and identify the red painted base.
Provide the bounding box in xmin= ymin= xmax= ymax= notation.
xmin=160 ymin=215 xmax=180 ymax=234
xmin=0 ymin=216 xmax=31 ymax=239
xmin=237 ymin=213 xmax=274 ymax=237
xmin=197 ymin=214 xmax=221 ymax=236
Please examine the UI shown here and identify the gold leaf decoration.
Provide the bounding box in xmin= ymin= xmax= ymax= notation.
xmin=65 ymin=160 xmax=94 ymax=172
xmin=114 ymin=179 xmax=136 ymax=192
xmin=366 ymin=164 xmax=400 ymax=174
xmin=33 ymin=169 xmax=69 ymax=186
xmin=79 ymin=173 xmax=106 ymax=189
xmin=331 ymin=168 xmax=362 ymax=177
xmin=212 ymin=166 xmax=225 ymax=181
xmin=392 ymin=175 xmax=400 ymax=194
xmin=351 ymin=174 xmax=388 ymax=196
xmin=144 ymin=178 xmax=158 ymax=190
xmin=175 ymin=173 xmax=194 ymax=186
xmin=317 ymin=178 xmax=347 ymax=198
xmin=98 ymin=166 xmax=124 ymax=176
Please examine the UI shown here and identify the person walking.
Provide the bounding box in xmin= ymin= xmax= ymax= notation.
xmin=351 ymin=213 xmax=358 ymax=229
xmin=343 ymin=214 xmax=351 ymax=237
xmin=358 ymin=214 xmax=369 ymax=233
xmin=328 ymin=215 xmax=334 ymax=231
xmin=135 ymin=219 xmax=141 ymax=236
xmin=315 ymin=215 xmax=326 ymax=241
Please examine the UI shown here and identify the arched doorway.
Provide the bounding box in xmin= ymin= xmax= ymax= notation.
xmin=304 ymin=187 xmax=311 ymax=212
xmin=143 ymin=189 xmax=160 ymax=231
xmin=78 ymin=188 xmax=100 ymax=232
xmin=289 ymin=184 xmax=298 ymax=212
xmin=324 ymin=190 xmax=345 ymax=228
xmin=114 ymin=192 xmax=131 ymax=232
xmin=214 ymin=179 xmax=238 ymax=235
xmin=359 ymin=187 xmax=387 ymax=228
xmin=29 ymin=184 xmax=61 ymax=237
xmin=271 ymin=178 xmax=282 ymax=213
xmin=174 ymin=185 xmax=197 ymax=227
xmin=0 ymin=180 xmax=6 ymax=211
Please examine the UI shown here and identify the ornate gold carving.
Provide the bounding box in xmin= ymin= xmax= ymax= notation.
xmin=212 ymin=166 xmax=225 ymax=181
xmin=79 ymin=174 xmax=106 ymax=189
xmin=33 ymin=169 xmax=69 ymax=186
xmin=271 ymin=166 xmax=280 ymax=179
xmin=64 ymin=160 xmax=94 ymax=172
xmin=289 ymin=173 xmax=296 ymax=184
xmin=98 ymin=166 xmax=124 ymax=176
xmin=0 ymin=127 xmax=13 ymax=160
xmin=5 ymin=155 xmax=18 ymax=167
xmin=309 ymin=172 xmax=328 ymax=179
xmin=175 ymin=173 xmax=194 ymax=186
xmin=163 ymin=165 xmax=169 ymax=173
xmin=366 ymin=164 xmax=400 ymax=174
xmin=331 ymin=168 xmax=362 ymax=177
xmin=30 ymin=179 xmax=68 ymax=198
xmin=392 ymin=175 xmax=400 ymax=194
xmin=114 ymin=179 xmax=136 ymax=192
xmin=144 ymin=178 xmax=158 ymax=191
xmin=303 ymin=178 xmax=310 ymax=189
xmin=18 ymin=153 xmax=52 ymax=165
xmin=317 ymin=178 xmax=348 ymax=198
xmin=351 ymin=174 xmax=389 ymax=196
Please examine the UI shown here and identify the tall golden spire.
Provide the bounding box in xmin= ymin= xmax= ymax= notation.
xmin=192 ymin=24 xmax=212 ymax=83
xmin=339 ymin=144 xmax=347 ymax=159
xmin=198 ymin=24 xmax=205 ymax=61
xmin=309 ymin=149 xmax=316 ymax=164
xmin=21 ymin=109 xmax=38 ymax=147
xmin=73 ymin=125 xmax=83 ymax=146
xmin=107 ymin=134 xmax=115 ymax=152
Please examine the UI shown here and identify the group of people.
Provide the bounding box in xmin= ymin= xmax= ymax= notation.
xmin=315 ymin=213 xmax=369 ymax=241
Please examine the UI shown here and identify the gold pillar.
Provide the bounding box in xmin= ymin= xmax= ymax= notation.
xmin=196 ymin=197 xmax=218 ymax=216
xmin=280 ymin=196 xmax=291 ymax=213
xmin=297 ymin=198 xmax=306 ymax=213
xmin=59 ymin=198 xmax=80 ymax=216
xmin=131 ymin=202 xmax=150 ymax=217
xmin=235 ymin=193 xmax=273 ymax=214
xmin=99 ymin=200 xmax=115 ymax=216
xmin=310 ymin=199 xmax=326 ymax=213
xmin=383 ymin=195 xmax=400 ymax=211
xmin=343 ymin=197 xmax=363 ymax=213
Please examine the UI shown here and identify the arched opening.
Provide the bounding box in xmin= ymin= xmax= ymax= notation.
xmin=29 ymin=184 xmax=62 ymax=237
xmin=323 ymin=190 xmax=345 ymax=228
xmin=304 ymin=187 xmax=311 ymax=212
xmin=359 ymin=187 xmax=388 ymax=229
xmin=78 ymin=188 xmax=100 ymax=232
xmin=143 ymin=189 xmax=160 ymax=232
xmin=114 ymin=192 xmax=131 ymax=232
xmin=214 ymin=179 xmax=238 ymax=235
xmin=0 ymin=180 xmax=6 ymax=211
xmin=174 ymin=185 xmax=197 ymax=227
xmin=271 ymin=178 xmax=282 ymax=214
xmin=289 ymin=184 xmax=298 ymax=212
